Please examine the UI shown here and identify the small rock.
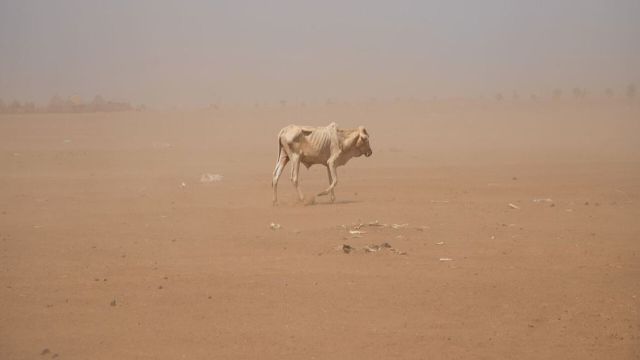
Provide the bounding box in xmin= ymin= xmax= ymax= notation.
xmin=41 ymin=348 xmax=50 ymax=356
xmin=342 ymin=244 xmax=354 ymax=254
xmin=110 ymin=299 xmax=117 ymax=307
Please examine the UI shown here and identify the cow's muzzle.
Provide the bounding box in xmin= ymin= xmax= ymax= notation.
xmin=365 ymin=150 xmax=372 ymax=157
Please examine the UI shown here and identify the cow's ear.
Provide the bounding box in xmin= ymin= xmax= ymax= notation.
xmin=359 ymin=126 xmax=369 ymax=140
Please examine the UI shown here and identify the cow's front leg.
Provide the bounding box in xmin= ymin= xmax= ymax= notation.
xmin=325 ymin=165 xmax=336 ymax=202
xmin=290 ymin=154 xmax=305 ymax=201
xmin=317 ymin=161 xmax=338 ymax=199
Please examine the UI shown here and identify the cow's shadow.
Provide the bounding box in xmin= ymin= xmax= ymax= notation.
xmin=310 ymin=199 xmax=359 ymax=206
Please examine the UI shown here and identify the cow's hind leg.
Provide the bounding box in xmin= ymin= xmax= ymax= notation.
xmin=290 ymin=154 xmax=305 ymax=202
xmin=272 ymin=149 xmax=289 ymax=205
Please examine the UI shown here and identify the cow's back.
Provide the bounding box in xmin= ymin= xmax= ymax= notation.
xmin=280 ymin=123 xmax=337 ymax=166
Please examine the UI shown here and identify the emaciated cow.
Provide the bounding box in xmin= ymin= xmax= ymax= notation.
xmin=272 ymin=122 xmax=372 ymax=204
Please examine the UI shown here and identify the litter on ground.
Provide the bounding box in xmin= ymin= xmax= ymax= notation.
xmin=439 ymin=257 xmax=453 ymax=261
xmin=269 ymin=222 xmax=281 ymax=230
xmin=340 ymin=242 xmax=406 ymax=255
xmin=200 ymin=173 xmax=223 ymax=183
xmin=391 ymin=223 xmax=409 ymax=229
xmin=508 ymin=203 xmax=520 ymax=209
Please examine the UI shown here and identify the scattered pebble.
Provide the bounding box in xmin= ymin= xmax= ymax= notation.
xmin=342 ymin=244 xmax=354 ymax=254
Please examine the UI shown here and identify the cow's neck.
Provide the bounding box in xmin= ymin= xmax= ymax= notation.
xmin=336 ymin=128 xmax=360 ymax=166
xmin=336 ymin=128 xmax=357 ymax=143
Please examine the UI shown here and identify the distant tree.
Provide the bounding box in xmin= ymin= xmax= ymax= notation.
xmin=552 ymin=89 xmax=562 ymax=100
xmin=511 ymin=91 xmax=520 ymax=101
xmin=604 ymin=88 xmax=614 ymax=98
xmin=530 ymin=94 xmax=538 ymax=101
xmin=23 ymin=101 xmax=36 ymax=112
xmin=48 ymin=95 xmax=66 ymax=112
xmin=495 ymin=93 xmax=503 ymax=101
xmin=0 ymin=99 xmax=5 ymax=113
xmin=280 ymin=100 xmax=287 ymax=107
xmin=572 ymin=87 xmax=582 ymax=99
xmin=627 ymin=83 xmax=637 ymax=99
xmin=89 ymin=95 xmax=106 ymax=112
xmin=8 ymin=100 xmax=22 ymax=113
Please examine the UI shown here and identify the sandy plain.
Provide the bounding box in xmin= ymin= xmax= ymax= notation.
xmin=1 ymin=100 xmax=639 ymax=359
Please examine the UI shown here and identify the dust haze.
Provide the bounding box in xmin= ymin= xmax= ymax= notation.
xmin=1 ymin=1 xmax=639 ymax=359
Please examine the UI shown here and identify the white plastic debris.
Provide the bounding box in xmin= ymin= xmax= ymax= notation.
xmin=439 ymin=257 xmax=453 ymax=261
xmin=269 ymin=222 xmax=281 ymax=230
xmin=200 ymin=173 xmax=223 ymax=183
xmin=364 ymin=245 xmax=380 ymax=252
xmin=435 ymin=241 xmax=444 ymax=245
xmin=349 ymin=230 xmax=367 ymax=235
xmin=508 ymin=203 xmax=520 ymax=209
xmin=391 ymin=223 xmax=409 ymax=229
xmin=180 ymin=182 xmax=187 ymax=188
xmin=532 ymin=198 xmax=553 ymax=203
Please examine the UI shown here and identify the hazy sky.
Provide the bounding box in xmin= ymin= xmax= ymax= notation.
xmin=1 ymin=0 xmax=638 ymax=107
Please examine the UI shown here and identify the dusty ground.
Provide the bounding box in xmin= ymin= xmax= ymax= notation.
xmin=1 ymin=100 xmax=639 ymax=359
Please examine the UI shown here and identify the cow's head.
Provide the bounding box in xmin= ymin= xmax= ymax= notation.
xmin=344 ymin=126 xmax=373 ymax=157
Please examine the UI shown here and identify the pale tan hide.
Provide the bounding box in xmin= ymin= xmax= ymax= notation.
xmin=272 ymin=122 xmax=372 ymax=204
